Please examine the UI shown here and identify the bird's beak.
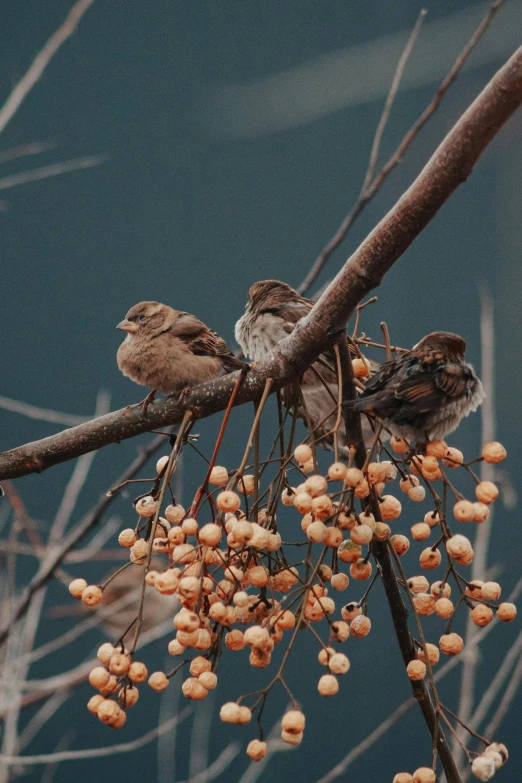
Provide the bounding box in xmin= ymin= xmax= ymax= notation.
xmin=116 ymin=319 xmax=138 ymax=333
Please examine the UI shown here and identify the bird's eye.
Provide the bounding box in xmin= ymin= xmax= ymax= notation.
xmin=138 ymin=315 xmax=147 ymax=323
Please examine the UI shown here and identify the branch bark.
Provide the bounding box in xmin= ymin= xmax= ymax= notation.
xmin=1 ymin=44 xmax=522 ymax=482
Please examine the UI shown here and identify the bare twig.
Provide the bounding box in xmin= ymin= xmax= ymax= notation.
xmin=0 ymin=395 xmax=89 ymax=426
xmin=0 ymin=155 xmax=107 ymax=191
xmin=297 ymin=0 xmax=507 ymax=295
xmin=0 ymin=0 xmax=97 ymax=136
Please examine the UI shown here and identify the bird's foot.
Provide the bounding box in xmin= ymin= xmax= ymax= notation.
xmin=137 ymin=389 xmax=157 ymax=416
xmin=177 ymin=385 xmax=192 ymax=407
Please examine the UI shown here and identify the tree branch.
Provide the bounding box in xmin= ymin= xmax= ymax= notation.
xmin=1 ymin=44 xmax=522 ymax=482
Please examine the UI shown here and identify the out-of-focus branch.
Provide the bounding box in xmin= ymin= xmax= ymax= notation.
xmin=297 ymin=0 xmax=506 ymax=295
xmin=1 ymin=43 xmax=522 ymax=482
xmin=0 ymin=0 xmax=96 ymax=137
xmin=0 ymin=394 xmax=89 ymax=426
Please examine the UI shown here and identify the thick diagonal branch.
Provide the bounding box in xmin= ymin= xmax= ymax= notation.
xmin=1 ymin=44 xmax=522 ymax=482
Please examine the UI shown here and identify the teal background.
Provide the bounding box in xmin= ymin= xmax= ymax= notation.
xmin=1 ymin=1 xmax=521 ymax=780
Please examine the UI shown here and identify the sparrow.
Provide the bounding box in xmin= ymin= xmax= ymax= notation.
xmin=117 ymin=301 xmax=243 ymax=409
xmin=235 ymin=279 xmax=369 ymax=452
xmin=349 ymin=331 xmax=484 ymax=442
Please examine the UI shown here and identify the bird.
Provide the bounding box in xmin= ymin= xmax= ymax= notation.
xmin=348 ymin=331 xmax=484 ymax=443
xmin=235 ymin=279 xmax=370 ymax=452
xmin=117 ymin=301 xmax=244 ymax=410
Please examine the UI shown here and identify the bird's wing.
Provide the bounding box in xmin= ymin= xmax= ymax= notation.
xmin=172 ymin=313 xmax=243 ymax=370
xmin=260 ymin=298 xmax=313 ymax=335
xmin=393 ymin=363 xmax=470 ymax=412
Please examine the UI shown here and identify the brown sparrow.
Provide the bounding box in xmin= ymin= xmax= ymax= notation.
xmin=349 ymin=331 xmax=484 ymax=442
xmin=235 ymin=279 xmax=368 ymax=452
xmin=117 ymin=301 xmax=243 ymax=409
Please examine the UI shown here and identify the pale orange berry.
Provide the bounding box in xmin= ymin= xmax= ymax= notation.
xmin=69 ymin=578 xmax=88 ymax=599
xmin=293 ymin=492 xmax=313 ymax=514
xmin=248 ymin=565 xmax=269 ymax=587
xmin=484 ymin=742 xmax=508 ymax=766
xmin=324 ymin=527 xmax=343 ymax=547
xmin=318 ymin=673 xmax=339 ymax=696
xmin=110 ymin=708 xmax=127 ymax=729
xmin=130 ymin=539 xmax=149 ymax=564
xmin=156 ymin=455 xmax=169 ymax=474
xmin=472 ymin=502 xmax=490 ymax=524
xmin=426 ymin=440 xmax=448 ymax=458
xmin=453 ymin=500 xmax=475 ymax=522
xmin=367 ymin=462 xmax=386 ymax=484
xmin=97 ymin=643 xmax=115 ymax=665
xmin=326 ymin=462 xmax=346 ymax=482
xmin=424 ymin=511 xmax=441 ymax=528
xmin=244 ymin=625 xmax=270 ymax=648
xmin=171 ymin=543 xmax=196 ymax=564
xmin=89 ymin=667 xmax=110 ymax=690
xmin=312 ymin=495 xmax=333 ymax=520
xmin=135 ymin=495 xmax=159 ymax=517
xmin=391 ymin=534 xmax=410 ymax=556
xmin=439 ymin=633 xmax=464 ymax=656
xmin=393 ymin=775 xmax=413 ymax=783
xmin=246 ymin=739 xmax=267 ymax=761
xmin=352 ymin=357 xmax=371 ymax=377
xmin=482 ymin=441 xmax=507 ymax=463
xmin=331 ymin=573 xmax=349 ymax=591
xmin=294 ymin=444 xmax=313 ymax=464
xmin=435 ymin=598 xmax=455 ymax=618
xmin=471 ymin=604 xmax=493 ymax=627
xmin=453 ymin=547 xmax=474 ymax=566
xmin=475 ymin=481 xmax=499 ymax=505
xmin=466 ymin=581 xmax=484 ymax=599
xmin=119 ymin=686 xmax=139 ymax=707
xmin=173 ymin=609 xmax=200 ymax=632
xmin=189 ymin=656 xmax=211 ymax=677
xmin=281 ymin=487 xmax=296 ymax=506
xmin=391 ymin=436 xmax=409 ymax=453
xmin=338 ymin=540 xmax=362 ymax=563
xmin=497 ymin=602 xmax=517 ymax=622
xmin=282 ymin=710 xmax=306 ymax=734
xmin=430 ymin=581 xmax=451 ymax=599
xmin=305 ymin=474 xmax=328 ymax=497
xmin=98 ymin=674 xmax=118 ymax=696
xmin=199 ymin=671 xmax=217 ymax=690
xmin=182 ymin=677 xmax=208 ymax=701
xmin=127 ymin=661 xmax=148 ymax=683
xmin=329 ymin=652 xmax=350 ymax=675
xmin=379 ymin=495 xmax=402 ymax=520
xmin=118 ymin=529 xmax=137 ymax=547
xmin=301 ymin=513 xmax=312 ymax=532
xmin=307 ymin=520 xmax=328 ymax=543
xmin=373 ymin=521 xmax=391 ymax=541
xmin=407 ymin=660 xmax=426 ymax=680
xmin=318 ymin=565 xmax=333 ymax=582
xmin=225 ymin=629 xmax=245 ymax=651
xmin=237 ymin=706 xmax=252 ymax=725
xmin=344 ymin=468 xmax=365 ymax=488
xmin=350 ymin=615 xmax=371 ymax=638
xmin=446 ymin=534 xmax=472 ymax=559
xmin=276 ymin=610 xmax=296 ymax=630
xmin=418 ymin=643 xmax=440 ymax=665
xmin=359 ymin=511 xmax=376 ymax=528
xmin=419 ymin=548 xmax=442 ymax=570
xmin=238 ymin=474 xmax=255 ymax=496
xmin=409 ymin=486 xmax=427 ymax=502
xmin=155 ymin=570 xmax=180 ymax=595
xmin=442 ymin=447 xmax=464 ymax=467
xmin=481 ymin=581 xmax=501 ymax=601
xmin=167 ymin=527 xmax=185 ymax=547
xmin=350 ymin=559 xmax=372 ymax=580
xmin=341 ymin=603 xmax=362 ymax=622
xmin=420 ymin=456 xmax=441 ymax=479
xmin=413 ymin=593 xmax=436 ymax=616
xmin=81 ymin=585 xmax=103 ymax=606
xmin=354 ymin=479 xmax=370 ymax=498
xmin=350 ymin=524 xmax=373 ymax=545
xmin=318 ymin=646 xmax=335 ymax=665
xmin=96 ymin=699 xmax=120 ymax=725
xmin=381 ymin=461 xmax=398 ymax=481
xmin=301 ymin=458 xmax=315 ymax=474
xmin=148 ymin=672 xmax=169 ymax=692
xmin=400 ymin=474 xmax=419 ymax=493
xmin=412 ymin=768 xmax=436 ymax=783
xmin=197 ymin=523 xmax=220 ymax=547
xmin=109 ymin=652 xmax=130 ymax=675
xmin=281 ymin=729 xmax=303 ymax=746
xmin=408 ymin=576 xmax=430 ymax=594
xmin=209 ymin=466 xmax=229 ymax=486
xmin=470 ymin=757 xmax=496 ymax=780
xmin=181 ymin=517 xmax=198 ymax=536
xmin=216 ymin=491 xmax=241 ymax=513
xmin=411 ymin=523 xmax=430 ymax=541
xmin=249 ymin=523 xmax=269 ymax=549
xmin=87 ymin=694 xmax=105 ymax=715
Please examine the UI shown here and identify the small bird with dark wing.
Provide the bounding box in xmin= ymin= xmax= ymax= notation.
xmin=349 ymin=331 xmax=484 ymax=443
xmin=235 ymin=279 xmax=369 ymax=452
xmin=117 ymin=301 xmax=243 ymax=410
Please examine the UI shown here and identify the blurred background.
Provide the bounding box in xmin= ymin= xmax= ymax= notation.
xmin=1 ymin=0 xmax=521 ymax=780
